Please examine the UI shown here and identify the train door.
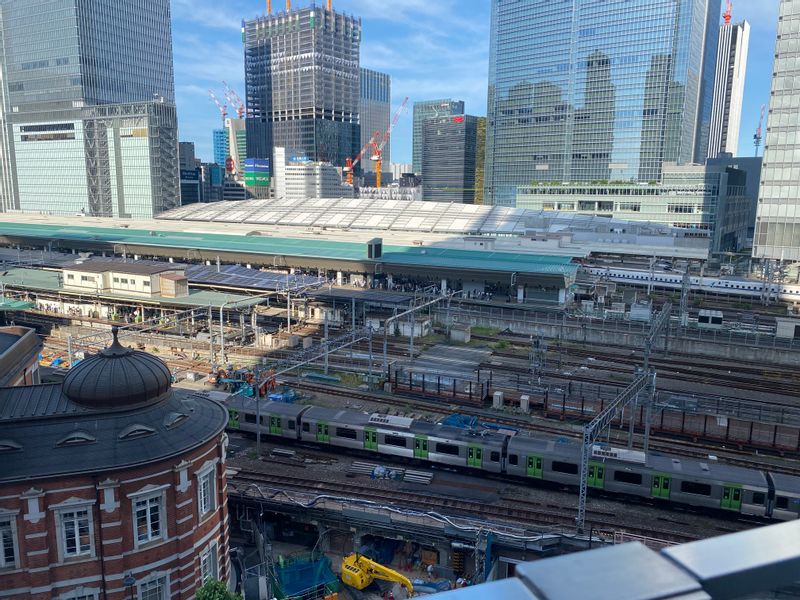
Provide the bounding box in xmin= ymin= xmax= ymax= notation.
xmin=316 ymin=422 xmax=329 ymax=442
xmin=269 ymin=415 xmax=282 ymax=435
xmin=364 ymin=428 xmax=378 ymax=451
xmin=414 ymin=436 xmax=429 ymax=459
xmin=651 ymin=474 xmax=671 ymax=499
xmin=587 ymin=461 xmax=605 ymax=489
xmin=721 ymin=485 xmax=742 ymax=511
xmin=468 ymin=446 xmax=483 ymax=468
xmin=526 ymin=455 xmax=543 ymax=478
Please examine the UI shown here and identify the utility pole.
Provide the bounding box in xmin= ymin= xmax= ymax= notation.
xmin=679 ymin=269 xmax=690 ymax=327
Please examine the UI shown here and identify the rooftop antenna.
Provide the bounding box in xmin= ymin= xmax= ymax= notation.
xmin=723 ymin=0 xmax=732 ymax=24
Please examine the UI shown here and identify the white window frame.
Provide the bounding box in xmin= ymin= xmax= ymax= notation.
xmin=57 ymin=506 xmax=95 ymax=561
xmin=132 ymin=492 xmax=164 ymax=548
xmin=138 ymin=573 xmax=169 ymax=600
xmin=199 ymin=542 xmax=218 ymax=584
xmin=0 ymin=513 xmax=19 ymax=569
xmin=197 ymin=466 xmax=216 ymax=518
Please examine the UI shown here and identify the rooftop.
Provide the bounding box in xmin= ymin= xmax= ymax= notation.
xmin=64 ymin=259 xmax=183 ymax=275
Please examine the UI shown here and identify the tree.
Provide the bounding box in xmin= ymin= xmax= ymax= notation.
xmin=196 ymin=580 xmax=242 ymax=600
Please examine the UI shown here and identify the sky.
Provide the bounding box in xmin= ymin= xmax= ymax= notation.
xmin=172 ymin=0 xmax=780 ymax=165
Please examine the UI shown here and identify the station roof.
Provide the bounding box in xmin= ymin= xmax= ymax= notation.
xmin=0 ymin=221 xmax=578 ymax=278
xmin=0 ymin=267 xmax=257 ymax=308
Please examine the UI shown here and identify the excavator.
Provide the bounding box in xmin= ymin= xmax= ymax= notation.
xmin=341 ymin=553 xmax=414 ymax=597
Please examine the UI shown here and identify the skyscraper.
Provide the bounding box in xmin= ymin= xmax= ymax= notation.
xmin=0 ymin=0 xmax=179 ymax=217
xmin=244 ymin=6 xmax=361 ymax=170
xmin=421 ymin=115 xmax=478 ymax=204
xmin=707 ymin=19 xmax=750 ymax=159
xmin=359 ymin=68 xmax=391 ymax=173
xmin=754 ymin=0 xmax=800 ymax=261
xmin=412 ymin=99 xmax=464 ymax=175
xmin=484 ymin=0 xmax=718 ymax=207
xmin=213 ymin=128 xmax=229 ymax=166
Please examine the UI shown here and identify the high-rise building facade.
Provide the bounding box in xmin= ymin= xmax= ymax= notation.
xmin=707 ymin=19 xmax=750 ymax=159
xmin=412 ymin=99 xmax=464 ymax=174
xmin=244 ymin=6 xmax=361 ymax=170
xmin=0 ymin=0 xmax=179 ymax=217
xmin=421 ymin=115 xmax=478 ymax=204
xmin=359 ymin=68 xmax=391 ymax=173
xmin=213 ymin=128 xmax=229 ymax=166
xmin=754 ymin=0 xmax=800 ymax=261
xmin=485 ymin=0 xmax=718 ymax=207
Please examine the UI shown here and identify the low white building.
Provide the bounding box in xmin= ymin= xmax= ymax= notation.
xmin=62 ymin=260 xmax=188 ymax=298
xmin=274 ymin=147 xmax=353 ymax=201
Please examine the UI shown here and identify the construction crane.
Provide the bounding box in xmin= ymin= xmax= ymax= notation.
xmin=343 ymin=131 xmax=381 ymax=185
xmin=371 ymin=96 xmax=409 ymax=188
xmin=754 ymin=103 xmax=766 ymax=157
xmin=208 ymin=90 xmax=227 ymax=127
xmin=723 ymin=0 xmax=732 ymax=24
xmin=340 ymin=553 xmax=414 ymax=597
xmin=222 ymin=81 xmax=245 ymax=119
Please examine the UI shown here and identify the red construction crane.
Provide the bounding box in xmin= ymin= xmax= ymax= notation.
xmin=222 ymin=81 xmax=246 ymax=119
xmin=343 ymin=131 xmax=381 ymax=185
xmin=208 ymin=90 xmax=227 ymax=126
xmin=754 ymin=103 xmax=766 ymax=157
xmin=370 ymin=96 xmax=409 ymax=188
xmin=723 ymin=0 xmax=732 ymax=24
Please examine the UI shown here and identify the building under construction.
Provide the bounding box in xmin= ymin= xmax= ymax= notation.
xmin=244 ymin=2 xmax=361 ymax=168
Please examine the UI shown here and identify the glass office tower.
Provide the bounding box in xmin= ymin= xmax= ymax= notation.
xmin=412 ymin=99 xmax=464 ymax=174
xmin=0 ymin=0 xmax=179 ymax=216
xmin=754 ymin=0 xmax=800 ymax=261
xmin=485 ymin=0 xmax=716 ymax=207
xmin=359 ymin=68 xmax=391 ymax=173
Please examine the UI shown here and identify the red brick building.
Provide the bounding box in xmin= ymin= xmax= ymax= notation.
xmin=0 ymin=328 xmax=229 ymax=600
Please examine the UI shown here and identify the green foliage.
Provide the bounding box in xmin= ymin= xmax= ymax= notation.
xmin=196 ymin=580 xmax=241 ymax=600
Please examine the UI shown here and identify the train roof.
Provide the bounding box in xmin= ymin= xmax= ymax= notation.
xmin=647 ymin=454 xmax=767 ymax=487
xmin=229 ymin=397 xmax=310 ymax=418
xmin=507 ymin=434 xmax=581 ymax=459
xmin=770 ymin=472 xmax=800 ymax=495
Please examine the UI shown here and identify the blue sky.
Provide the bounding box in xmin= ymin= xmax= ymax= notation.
xmin=172 ymin=0 xmax=779 ymax=165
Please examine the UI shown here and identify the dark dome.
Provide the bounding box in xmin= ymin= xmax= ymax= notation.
xmin=63 ymin=327 xmax=172 ymax=409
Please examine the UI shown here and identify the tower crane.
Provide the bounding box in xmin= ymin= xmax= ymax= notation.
xmin=723 ymin=0 xmax=732 ymax=24
xmin=222 ymin=81 xmax=246 ymax=119
xmin=343 ymin=131 xmax=380 ymax=186
xmin=208 ymin=90 xmax=227 ymax=127
xmin=371 ymin=95 xmax=409 ymax=189
xmin=754 ymin=103 xmax=766 ymax=157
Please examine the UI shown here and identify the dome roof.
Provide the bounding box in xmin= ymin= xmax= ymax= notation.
xmin=63 ymin=327 xmax=172 ymax=409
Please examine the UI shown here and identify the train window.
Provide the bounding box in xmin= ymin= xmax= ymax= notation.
xmin=435 ymin=442 xmax=460 ymax=456
xmin=335 ymin=427 xmax=357 ymax=440
xmin=776 ymin=496 xmax=789 ymax=509
xmin=244 ymin=414 xmax=256 ymax=424
xmin=680 ymin=481 xmax=711 ymax=496
xmin=384 ymin=434 xmax=407 ymax=448
xmin=552 ymin=461 xmax=579 ymax=475
xmin=288 ymin=420 xmax=295 ymax=430
xmin=490 ymin=451 xmax=500 ymax=462
xmin=613 ymin=471 xmax=642 ymax=485
xmin=508 ymin=454 xmax=518 ymax=465
xmin=302 ymin=423 xmax=310 ymax=432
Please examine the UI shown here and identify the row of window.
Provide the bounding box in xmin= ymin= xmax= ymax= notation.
xmin=0 ymin=469 xmax=216 ymax=571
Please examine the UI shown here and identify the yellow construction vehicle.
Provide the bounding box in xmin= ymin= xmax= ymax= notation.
xmin=340 ymin=553 xmax=414 ymax=597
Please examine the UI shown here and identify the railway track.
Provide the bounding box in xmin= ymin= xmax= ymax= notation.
xmin=228 ymin=467 xmax=702 ymax=544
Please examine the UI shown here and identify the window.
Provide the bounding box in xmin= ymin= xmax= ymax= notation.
xmin=199 ymin=544 xmax=218 ymax=584
xmin=335 ymin=427 xmax=357 ymax=440
xmin=113 ymin=277 xmax=119 ymax=283
xmin=66 ymin=274 xmax=74 ymax=280
xmin=490 ymin=451 xmax=500 ymax=462
xmin=613 ymin=471 xmax=642 ymax=485
xmin=680 ymin=481 xmax=711 ymax=496
xmin=302 ymin=423 xmax=310 ymax=432
xmin=0 ymin=518 xmax=17 ymax=568
xmin=143 ymin=281 xmax=150 ymax=287
xmin=508 ymin=454 xmax=518 ymax=466
xmin=752 ymin=492 xmax=766 ymax=505
xmin=435 ymin=442 xmax=460 ymax=456
xmin=139 ymin=576 xmax=168 ymax=600
xmin=61 ymin=509 xmax=92 ymax=558
xmin=134 ymin=495 xmax=162 ymax=544
xmin=288 ymin=420 xmax=296 ymax=430
xmin=776 ymin=496 xmax=789 ymax=510
xmin=384 ymin=434 xmax=407 ymax=448
xmin=120 ymin=279 xmax=128 ymax=284
xmin=552 ymin=461 xmax=579 ymax=475
xmin=244 ymin=413 xmax=256 ymax=424
xmin=198 ymin=470 xmax=216 ymax=516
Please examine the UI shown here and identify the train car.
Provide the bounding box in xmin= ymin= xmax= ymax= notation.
xmin=225 ymin=397 xmax=309 ymax=441
xmin=409 ymin=422 xmax=508 ymax=473
xmin=506 ymin=435 xmax=583 ymax=485
xmin=300 ymin=405 xmax=375 ymax=451
xmin=697 ymin=309 xmax=724 ymax=330
xmin=646 ymin=454 xmax=770 ymax=517
xmin=767 ymin=472 xmax=800 ymax=521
